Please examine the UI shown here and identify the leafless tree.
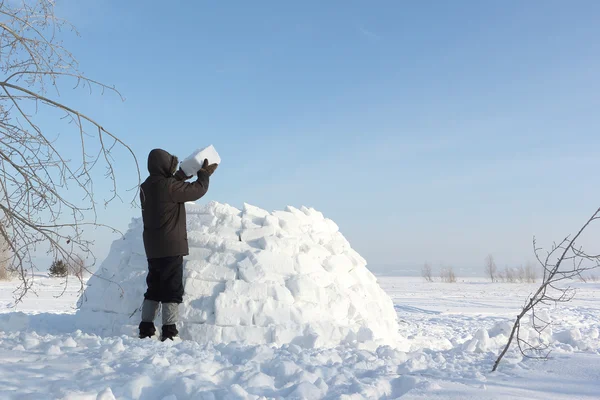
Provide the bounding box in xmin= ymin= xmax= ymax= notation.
xmin=492 ymin=206 xmax=600 ymax=372
xmin=485 ymin=254 xmax=497 ymax=282
xmin=421 ymin=262 xmax=433 ymax=282
xmin=0 ymin=1 xmax=139 ymax=301
xmin=440 ymin=266 xmax=456 ymax=283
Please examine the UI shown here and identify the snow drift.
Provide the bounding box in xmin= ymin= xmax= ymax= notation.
xmin=77 ymin=202 xmax=400 ymax=347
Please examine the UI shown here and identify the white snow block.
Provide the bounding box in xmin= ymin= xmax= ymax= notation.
xmin=252 ymin=251 xmax=296 ymax=277
xmin=242 ymin=203 xmax=271 ymax=219
xmin=180 ymin=145 xmax=221 ymax=176
xmin=255 ymin=236 xmax=301 ymax=255
xmin=241 ymin=225 xmax=277 ymax=242
xmin=286 ymin=276 xmax=329 ymax=304
xmin=238 ymin=252 xmax=296 ymax=283
xmin=185 ymin=261 xmax=237 ymax=282
xmin=182 ymin=278 xmax=225 ymax=299
xmin=179 ymin=323 xmax=223 ymax=344
xmin=238 ymin=257 xmax=271 ymax=283
xmin=180 ymin=298 xmax=215 ymax=323
xmin=214 ymin=294 xmax=255 ymax=326
xmin=323 ymin=254 xmax=354 ymax=274
xmin=185 ymin=247 xmax=216 ymax=261
xmin=252 ymin=298 xmax=292 ymax=326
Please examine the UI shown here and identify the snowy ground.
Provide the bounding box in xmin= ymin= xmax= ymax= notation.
xmin=1 ymin=275 xmax=599 ymax=399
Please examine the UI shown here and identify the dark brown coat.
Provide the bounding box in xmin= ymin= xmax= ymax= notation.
xmin=140 ymin=149 xmax=209 ymax=259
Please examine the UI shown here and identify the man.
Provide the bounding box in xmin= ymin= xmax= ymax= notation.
xmin=138 ymin=148 xmax=217 ymax=341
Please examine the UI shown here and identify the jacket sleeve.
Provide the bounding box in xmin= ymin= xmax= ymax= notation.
xmin=173 ymin=168 xmax=190 ymax=182
xmin=139 ymin=183 xmax=147 ymax=209
xmin=169 ymin=170 xmax=209 ymax=203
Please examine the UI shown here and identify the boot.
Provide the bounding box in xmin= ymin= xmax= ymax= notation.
xmin=139 ymin=321 xmax=156 ymax=339
xmin=161 ymin=324 xmax=179 ymax=342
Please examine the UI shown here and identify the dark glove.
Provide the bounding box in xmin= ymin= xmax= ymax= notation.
xmin=174 ymin=168 xmax=192 ymax=181
xmin=199 ymin=158 xmax=218 ymax=177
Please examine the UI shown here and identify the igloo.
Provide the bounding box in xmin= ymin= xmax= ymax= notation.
xmin=77 ymin=202 xmax=400 ymax=348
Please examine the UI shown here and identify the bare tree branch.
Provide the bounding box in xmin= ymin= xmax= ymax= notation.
xmin=0 ymin=0 xmax=140 ymax=302
xmin=492 ymin=206 xmax=600 ymax=371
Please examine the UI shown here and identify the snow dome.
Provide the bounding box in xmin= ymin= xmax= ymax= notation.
xmin=77 ymin=202 xmax=400 ymax=348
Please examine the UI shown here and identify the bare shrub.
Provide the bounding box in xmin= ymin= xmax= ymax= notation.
xmin=503 ymin=266 xmax=516 ymax=283
xmin=497 ymin=269 xmax=505 ymax=283
xmin=421 ymin=262 xmax=433 ymax=282
xmin=579 ymin=274 xmax=598 ymax=283
xmin=485 ymin=254 xmax=498 ymax=282
xmin=440 ymin=266 xmax=456 ymax=283
xmin=524 ymin=262 xmax=537 ymax=283
xmin=516 ymin=265 xmax=526 ymax=283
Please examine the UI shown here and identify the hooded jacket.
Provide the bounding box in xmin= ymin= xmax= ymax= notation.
xmin=140 ymin=149 xmax=209 ymax=259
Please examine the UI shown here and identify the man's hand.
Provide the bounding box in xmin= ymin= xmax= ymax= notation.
xmin=199 ymin=159 xmax=218 ymax=177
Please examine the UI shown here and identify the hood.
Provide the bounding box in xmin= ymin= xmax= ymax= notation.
xmin=147 ymin=149 xmax=178 ymax=177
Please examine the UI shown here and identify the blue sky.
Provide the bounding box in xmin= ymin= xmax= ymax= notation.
xmin=39 ymin=1 xmax=600 ymax=274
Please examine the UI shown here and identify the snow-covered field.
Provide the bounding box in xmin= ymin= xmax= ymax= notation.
xmin=1 ymin=275 xmax=598 ymax=400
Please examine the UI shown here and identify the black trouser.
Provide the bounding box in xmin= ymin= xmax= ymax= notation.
xmin=144 ymin=255 xmax=184 ymax=304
